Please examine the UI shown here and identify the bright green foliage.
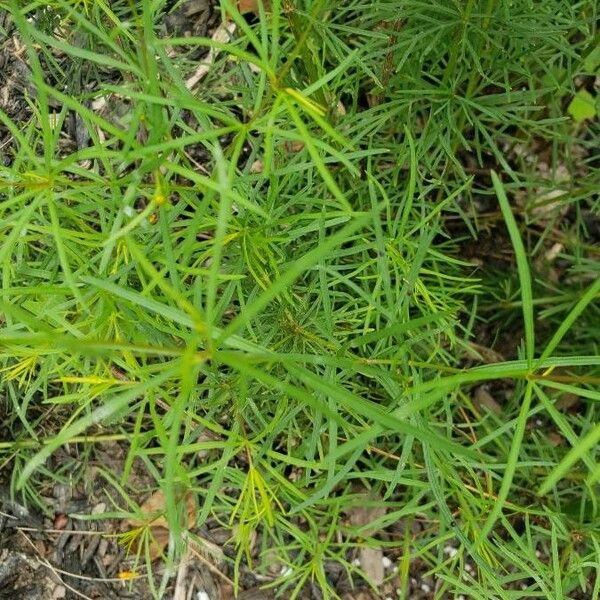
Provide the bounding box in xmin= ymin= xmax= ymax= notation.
xmin=0 ymin=0 xmax=599 ymax=598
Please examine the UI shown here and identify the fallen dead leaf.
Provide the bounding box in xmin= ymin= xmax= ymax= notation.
xmin=237 ymin=0 xmax=263 ymax=13
xmin=250 ymin=159 xmax=264 ymax=174
xmin=146 ymin=526 xmax=170 ymax=561
xmin=473 ymin=386 xmax=502 ymax=416
xmin=125 ymin=489 xmax=196 ymax=561
xmin=283 ymin=140 xmax=305 ymax=153
xmin=128 ymin=489 xmax=195 ymax=530
xmin=53 ymin=513 xmax=68 ymax=530
xmin=465 ymin=342 xmax=505 ymax=363
xmin=546 ymin=431 xmax=564 ymax=447
xmin=555 ymin=392 xmax=580 ymax=411
xmin=236 ymin=0 xmax=271 ymax=14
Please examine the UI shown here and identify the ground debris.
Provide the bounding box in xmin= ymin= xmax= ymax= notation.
xmin=346 ymin=493 xmax=387 ymax=587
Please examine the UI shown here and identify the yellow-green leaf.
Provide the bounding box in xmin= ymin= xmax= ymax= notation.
xmin=567 ymin=89 xmax=597 ymax=122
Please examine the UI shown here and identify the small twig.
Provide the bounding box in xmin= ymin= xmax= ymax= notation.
xmin=173 ymin=548 xmax=191 ymax=600
xmin=36 ymin=563 xmax=142 ymax=584
xmin=457 ymin=405 xmax=477 ymax=444
xmin=16 ymin=526 xmax=104 ymax=536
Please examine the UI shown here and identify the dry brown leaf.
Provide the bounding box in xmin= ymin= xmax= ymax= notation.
xmin=555 ymin=392 xmax=580 ymax=411
xmin=237 ymin=0 xmax=257 ymax=13
xmin=53 ymin=513 xmax=68 ymax=530
xmin=125 ymin=489 xmax=196 ymax=561
xmin=546 ymin=431 xmax=564 ymax=447
xmin=145 ymin=526 xmax=170 ymax=561
xmin=236 ymin=0 xmax=269 ymax=14
xmin=473 ymin=386 xmax=502 ymax=416
xmin=465 ymin=342 xmax=505 ymax=364
xmin=128 ymin=489 xmax=195 ymax=530
xmin=250 ymin=159 xmax=264 ymax=174
xmin=283 ymin=140 xmax=305 ymax=153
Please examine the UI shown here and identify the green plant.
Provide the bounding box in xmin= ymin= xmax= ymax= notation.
xmin=0 ymin=0 xmax=599 ymax=598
